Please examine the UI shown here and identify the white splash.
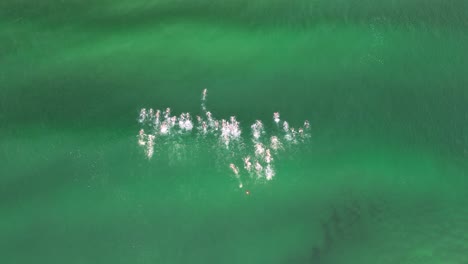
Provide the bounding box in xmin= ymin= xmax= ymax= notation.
xmin=251 ymin=120 xmax=264 ymax=141
xmin=136 ymin=89 xmax=311 ymax=189
xmin=273 ymin=112 xmax=280 ymax=124
xmin=265 ymin=165 xmax=275 ymax=181
xmin=243 ymin=156 xmax=252 ymax=172
xmin=270 ymin=136 xmax=282 ymax=151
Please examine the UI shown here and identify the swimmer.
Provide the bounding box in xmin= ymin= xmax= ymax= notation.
xmin=255 ymin=143 xmax=265 ymax=157
xmin=230 ymin=116 xmax=238 ymax=126
xmin=255 ymin=161 xmax=263 ymax=176
xmin=222 ymin=133 xmax=230 ymax=147
xmin=206 ymin=111 xmax=215 ymax=127
xmin=170 ymin=116 xmax=177 ymax=128
xmin=202 ymin=121 xmax=208 ymax=134
xmin=283 ymin=122 xmax=293 ymax=141
xmin=265 ymin=165 xmax=275 ymax=180
xmin=138 ymin=108 xmax=147 ymax=123
xmin=291 ymin=127 xmax=298 ymax=143
xmin=146 ymin=134 xmax=155 ymax=158
xmin=146 ymin=148 xmax=154 ymax=159
xmin=138 ymin=129 xmax=146 ymax=146
xmin=270 ymin=136 xmax=282 ymax=151
xmin=164 ymin=108 xmax=171 ymax=119
xmin=221 ymin=121 xmax=228 ymax=136
xmin=147 ymin=134 xmax=155 ymax=145
xmin=304 ymin=120 xmax=310 ymax=129
xmin=283 ymin=121 xmax=289 ymax=132
xmin=184 ymin=115 xmax=193 ymax=131
xmin=178 ymin=114 xmax=186 ymax=130
xmin=298 ymin=127 xmax=304 ymax=138
xmin=230 ymin=163 xmax=239 ymax=176
xmin=265 ymin=149 xmax=273 ymax=164
xmin=231 ymin=126 xmax=241 ymax=138
xmin=145 ymin=147 xmax=154 ymax=159
xmin=160 ymin=121 xmax=169 ymax=135
xmin=201 ymin=89 xmax=208 ymax=112
xmin=251 ymin=120 xmax=263 ymax=140
xmin=273 ymin=112 xmax=280 ymax=124
xmin=243 ymin=156 xmax=252 ymax=171
xmin=154 ymin=109 xmax=161 ymax=126
xmin=225 ymin=117 xmax=241 ymax=138
xmin=254 ymin=120 xmax=263 ymax=129
xmin=202 ymin=88 xmax=208 ymax=101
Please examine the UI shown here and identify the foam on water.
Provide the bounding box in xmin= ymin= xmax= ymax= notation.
xmin=137 ymin=89 xmax=310 ymax=189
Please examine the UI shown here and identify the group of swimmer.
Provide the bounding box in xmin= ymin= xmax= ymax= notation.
xmin=137 ymin=89 xmax=310 ymax=188
xmin=229 ymin=113 xmax=310 ymax=187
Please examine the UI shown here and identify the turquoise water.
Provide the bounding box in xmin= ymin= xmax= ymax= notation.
xmin=1 ymin=1 xmax=468 ymax=263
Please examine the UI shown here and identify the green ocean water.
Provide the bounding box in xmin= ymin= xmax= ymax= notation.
xmin=1 ymin=1 xmax=468 ymax=263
